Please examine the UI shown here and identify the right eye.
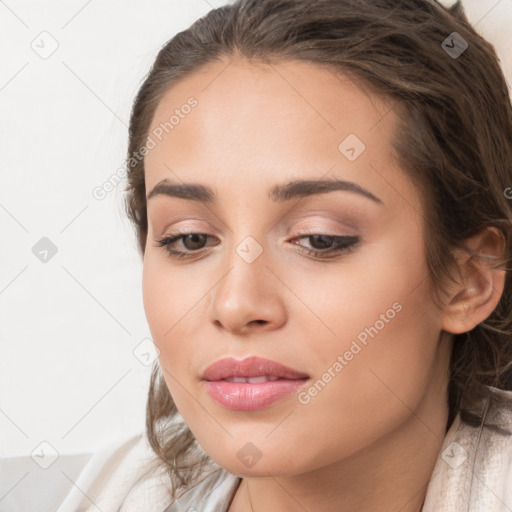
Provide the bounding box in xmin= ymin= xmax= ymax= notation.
xmin=154 ymin=232 xmax=219 ymax=260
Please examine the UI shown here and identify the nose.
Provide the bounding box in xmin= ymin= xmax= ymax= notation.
xmin=209 ymin=238 xmax=287 ymax=335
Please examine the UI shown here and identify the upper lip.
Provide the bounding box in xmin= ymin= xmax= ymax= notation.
xmin=202 ymin=356 xmax=310 ymax=381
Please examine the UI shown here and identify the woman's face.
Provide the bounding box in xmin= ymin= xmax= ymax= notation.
xmin=142 ymin=57 xmax=450 ymax=476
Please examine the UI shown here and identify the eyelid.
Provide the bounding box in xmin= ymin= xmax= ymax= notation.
xmin=155 ymin=212 xmax=360 ymax=240
xmin=157 ymin=220 xmax=218 ymax=239
xmin=292 ymin=221 xmax=359 ymax=238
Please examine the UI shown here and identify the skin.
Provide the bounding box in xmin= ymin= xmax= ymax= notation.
xmin=141 ymin=56 xmax=505 ymax=512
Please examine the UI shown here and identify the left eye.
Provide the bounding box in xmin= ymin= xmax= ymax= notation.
xmin=291 ymin=234 xmax=360 ymax=258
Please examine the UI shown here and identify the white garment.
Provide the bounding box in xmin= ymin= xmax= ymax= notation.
xmin=25 ymin=389 xmax=512 ymax=511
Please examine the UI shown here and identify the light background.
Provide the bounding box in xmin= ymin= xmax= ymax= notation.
xmin=1 ymin=0 xmax=511 ymax=458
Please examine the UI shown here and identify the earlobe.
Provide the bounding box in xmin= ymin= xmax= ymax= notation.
xmin=440 ymin=227 xmax=507 ymax=335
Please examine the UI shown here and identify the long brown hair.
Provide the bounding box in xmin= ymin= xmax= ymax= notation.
xmin=124 ymin=0 xmax=512 ymax=498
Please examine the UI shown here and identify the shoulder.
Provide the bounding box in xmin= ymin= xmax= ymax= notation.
xmin=57 ymin=431 xmax=174 ymax=512
xmin=56 ymin=430 xmax=237 ymax=512
xmin=470 ymin=387 xmax=512 ymax=510
xmin=423 ymin=388 xmax=512 ymax=512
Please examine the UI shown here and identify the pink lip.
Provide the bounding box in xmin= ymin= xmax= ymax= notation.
xmin=202 ymin=356 xmax=310 ymax=380
xmin=202 ymin=356 xmax=310 ymax=411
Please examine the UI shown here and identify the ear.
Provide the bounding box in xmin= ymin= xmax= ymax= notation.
xmin=440 ymin=227 xmax=507 ymax=334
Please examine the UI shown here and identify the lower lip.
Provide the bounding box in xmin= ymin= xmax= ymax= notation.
xmin=204 ymin=379 xmax=308 ymax=411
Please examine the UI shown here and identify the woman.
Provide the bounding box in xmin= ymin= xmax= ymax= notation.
xmin=57 ymin=0 xmax=512 ymax=510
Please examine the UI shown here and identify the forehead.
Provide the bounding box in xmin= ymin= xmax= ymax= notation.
xmin=144 ymin=56 xmax=417 ymax=210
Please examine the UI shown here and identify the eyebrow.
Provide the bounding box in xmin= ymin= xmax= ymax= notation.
xmin=146 ymin=178 xmax=383 ymax=205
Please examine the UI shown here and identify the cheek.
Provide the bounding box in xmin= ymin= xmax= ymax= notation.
xmin=142 ymin=251 xmax=202 ymax=341
xmin=290 ymin=231 xmax=429 ymax=359
xmin=142 ymin=260 xmax=204 ymax=420
xmin=142 ymin=257 xmax=171 ymax=344
xmin=292 ymin=297 xmax=441 ymax=471
xmin=289 ymin=235 xmax=441 ymax=452
xmin=286 ymin=223 xmax=436 ymax=363
xmin=142 ymin=254 xmax=200 ymax=382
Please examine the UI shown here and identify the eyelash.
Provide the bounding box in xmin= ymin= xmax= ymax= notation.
xmin=154 ymin=230 xmax=360 ymax=261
